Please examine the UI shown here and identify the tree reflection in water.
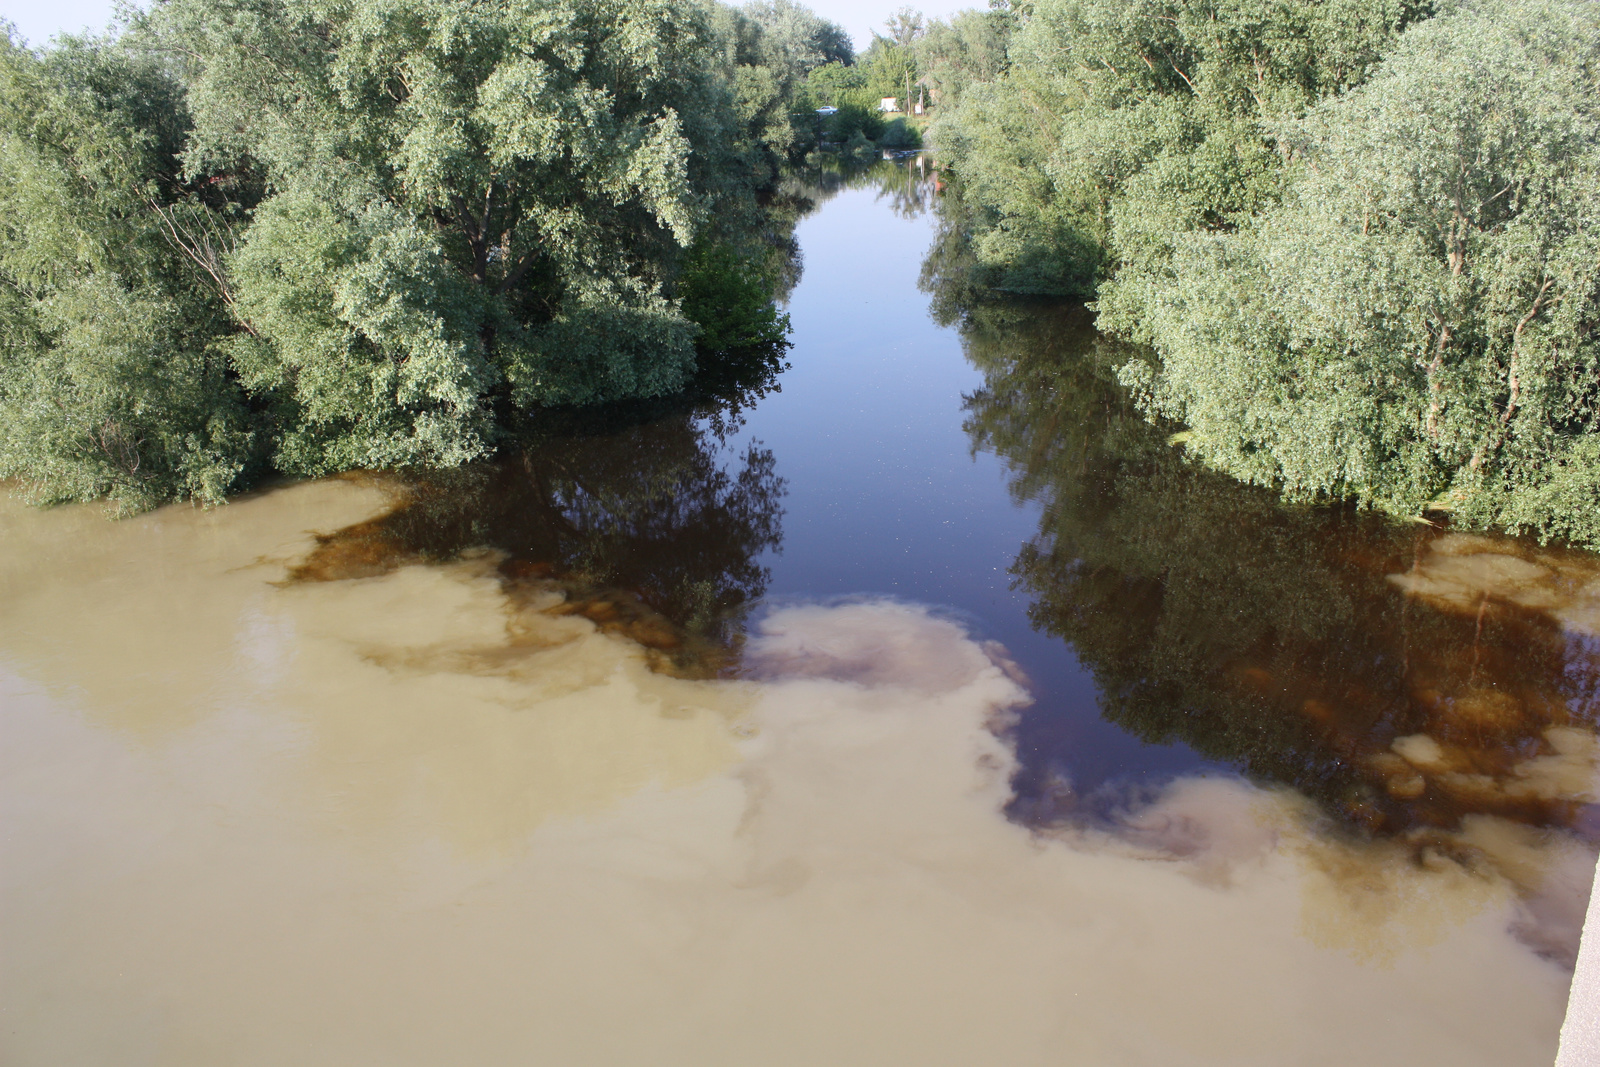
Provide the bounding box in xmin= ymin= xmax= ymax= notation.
xmin=956 ymin=298 xmax=1600 ymax=844
xmin=291 ymin=349 xmax=788 ymax=677
xmin=287 ymin=155 xmax=934 ymax=678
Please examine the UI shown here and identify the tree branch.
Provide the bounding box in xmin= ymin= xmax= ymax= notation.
xmin=496 ymin=247 xmax=541 ymax=294
xmin=144 ymin=197 xmax=259 ymax=336
xmin=1498 ymin=278 xmax=1556 ymax=427
xmin=1424 ymin=318 xmax=1452 ymax=439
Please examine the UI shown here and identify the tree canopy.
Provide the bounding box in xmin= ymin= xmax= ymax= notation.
xmin=0 ymin=0 xmax=843 ymax=511
xmin=0 ymin=32 xmax=253 ymax=511
xmin=931 ymin=0 xmax=1431 ymax=297
xmin=1123 ymin=0 xmax=1600 ymax=544
xmin=925 ymin=0 xmax=1600 ymax=548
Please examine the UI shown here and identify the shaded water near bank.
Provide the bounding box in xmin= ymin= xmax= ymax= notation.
xmin=1 ymin=162 xmax=1596 ymax=1065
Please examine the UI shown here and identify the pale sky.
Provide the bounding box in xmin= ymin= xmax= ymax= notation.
xmin=4 ymin=0 xmax=978 ymax=51
xmin=5 ymin=0 xmax=130 ymax=44
xmin=800 ymin=1 xmax=976 ymax=51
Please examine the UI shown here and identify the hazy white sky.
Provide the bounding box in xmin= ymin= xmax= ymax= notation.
xmin=801 ymin=1 xmax=976 ymax=50
xmin=5 ymin=0 xmax=979 ymax=51
xmin=6 ymin=0 xmax=127 ymax=44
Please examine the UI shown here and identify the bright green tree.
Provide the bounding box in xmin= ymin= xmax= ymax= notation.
xmin=161 ymin=0 xmax=778 ymax=475
xmin=0 ymin=31 xmax=255 ymax=511
xmin=1 ymin=0 xmax=824 ymax=511
xmin=1126 ymin=0 xmax=1600 ymax=544
xmin=931 ymin=0 xmax=1429 ymax=297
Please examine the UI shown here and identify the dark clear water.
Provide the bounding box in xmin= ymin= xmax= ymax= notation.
xmin=297 ymin=160 xmax=1600 ymax=844
xmin=721 ymin=179 xmax=1225 ymax=801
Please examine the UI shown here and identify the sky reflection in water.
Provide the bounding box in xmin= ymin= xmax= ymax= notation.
xmin=1 ymin=160 xmax=1595 ymax=1066
xmin=303 ymin=163 xmax=1600 ymax=853
xmin=0 ymin=483 xmax=1577 ymax=1065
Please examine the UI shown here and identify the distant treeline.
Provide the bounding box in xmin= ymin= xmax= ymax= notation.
xmin=916 ymin=0 xmax=1600 ymax=548
xmin=0 ymin=0 xmax=851 ymax=512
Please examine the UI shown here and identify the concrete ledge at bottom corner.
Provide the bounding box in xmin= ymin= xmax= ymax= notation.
xmin=1558 ymin=851 xmax=1600 ymax=1066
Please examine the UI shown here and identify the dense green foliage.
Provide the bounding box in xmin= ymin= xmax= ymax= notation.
xmin=0 ymin=34 xmax=255 ymax=511
xmin=1 ymin=0 xmax=842 ymax=511
xmin=677 ymin=240 xmax=793 ymax=357
xmin=927 ymin=0 xmax=1600 ymax=547
xmin=912 ymin=6 xmax=1012 ymax=109
xmin=933 ymin=0 xmax=1429 ymax=297
xmin=716 ymin=0 xmax=855 ymax=162
xmin=1124 ymin=0 xmax=1600 ymax=543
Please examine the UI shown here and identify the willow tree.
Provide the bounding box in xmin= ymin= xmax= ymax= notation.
xmin=741 ymin=0 xmax=853 ymax=82
xmin=2 ymin=0 xmax=819 ymax=511
xmin=930 ymin=0 xmax=1430 ymax=298
xmin=1126 ymin=0 xmax=1600 ymax=544
xmin=0 ymin=32 xmax=254 ymax=511
xmin=709 ymin=1 xmax=854 ymax=194
xmin=157 ymin=0 xmax=779 ymax=476
xmin=913 ymin=7 xmax=1014 ymax=110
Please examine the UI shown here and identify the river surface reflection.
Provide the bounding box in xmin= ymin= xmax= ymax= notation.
xmin=0 ymin=162 xmax=1593 ymax=1065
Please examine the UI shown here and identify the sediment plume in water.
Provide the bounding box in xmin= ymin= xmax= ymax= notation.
xmin=958 ymin=302 xmax=1600 ymax=848
xmin=0 ymin=482 xmax=1584 ymax=1065
xmin=283 ymin=398 xmax=787 ymax=679
xmin=1009 ymin=494 xmax=1600 ymax=843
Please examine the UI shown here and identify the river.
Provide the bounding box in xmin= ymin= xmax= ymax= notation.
xmin=1 ymin=161 xmax=1593 ymax=1065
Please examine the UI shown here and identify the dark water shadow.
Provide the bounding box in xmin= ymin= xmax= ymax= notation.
xmin=288 ymin=350 xmax=789 ymax=678
xmin=948 ymin=295 xmax=1600 ymax=849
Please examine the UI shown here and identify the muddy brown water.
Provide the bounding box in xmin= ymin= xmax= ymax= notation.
xmin=1 ymin=165 xmax=1594 ymax=1065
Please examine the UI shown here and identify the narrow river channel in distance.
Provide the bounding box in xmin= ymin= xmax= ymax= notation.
xmin=2 ymin=160 xmax=1596 ymax=1065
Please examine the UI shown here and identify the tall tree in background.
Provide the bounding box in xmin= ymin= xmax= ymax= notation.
xmin=742 ymin=0 xmax=853 ymax=76
xmin=913 ymin=6 xmax=1014 ymax=109
xmin=714 ymin=1 xmax=853 ymax=177
xmin=884 ymin=6 xmax=926 ymax=49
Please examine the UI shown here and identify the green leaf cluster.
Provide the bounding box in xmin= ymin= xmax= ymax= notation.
xmin=912 ymin=7 xmax=1014 ymax=109
xmin=677 ymin=240 xmax=792 ymax=359
xmin=1126 ymin=0 xmax=1600 ymax=544
xmin=1 ymin=0 xmax=840 ymax=510
xmin=0 ymin=34 xmax=254 ymax=512
xmin=931 ymin=0 xmax=1428 ymax=297
xmin=928 ymin=0 xmax=1600 ymax=547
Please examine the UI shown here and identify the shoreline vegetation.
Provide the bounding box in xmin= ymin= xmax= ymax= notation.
xmin=921 ymin=0 xmax=1600 ymax=548
xmin=0 ymin=0 xmax=860 ymax=513
xmin=4 ymin=1 xmax=1599 ymax=555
